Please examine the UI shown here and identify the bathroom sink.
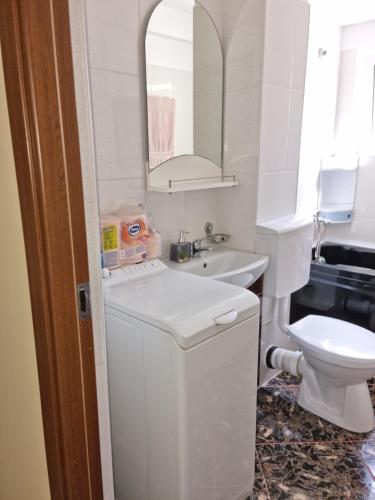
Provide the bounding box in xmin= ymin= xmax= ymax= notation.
xmin=167 ymin=247 xmax=269 ymax=288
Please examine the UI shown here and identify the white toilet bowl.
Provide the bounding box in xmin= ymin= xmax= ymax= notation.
xmin=288 ymin=315 xmax=375 ymax=433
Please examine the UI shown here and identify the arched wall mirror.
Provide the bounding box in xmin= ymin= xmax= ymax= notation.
xmin=144 ymin=0 xmax=237 ymax=192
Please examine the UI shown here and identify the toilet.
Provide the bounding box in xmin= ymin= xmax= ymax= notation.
xmin=256 ymin=215 xmax=375 ymax=433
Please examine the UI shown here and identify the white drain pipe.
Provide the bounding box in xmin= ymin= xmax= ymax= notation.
xmin=265 ymin=345 xmax=306 ymax=377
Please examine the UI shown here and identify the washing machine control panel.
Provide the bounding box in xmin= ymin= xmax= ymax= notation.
xmin=103 ymin=259 xmax=168 ymax=286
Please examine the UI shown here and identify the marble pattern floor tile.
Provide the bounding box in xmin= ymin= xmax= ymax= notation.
xmin=255 ymin=376 xmax=375 ymax=498
xmin=347 ymin=386 xmax=375 ymax=442
xmin=251 ymin=454 xmax=270 ymax=500
xmin=257 ymin=386 xmax=349 ymax=444
xmin=266 ymin=372 xmax=301 ymax=387
xmin=355 ymin=440 xmax=375 ymax=479
xmin=257 ymin=442 xmax=375 ymax=499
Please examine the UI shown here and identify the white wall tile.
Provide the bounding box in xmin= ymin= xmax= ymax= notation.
xmin=287 ymin=89 xmax=304 ymax=172
xmin=354 ymin=157 xmax=375 ymax=219
xmin=145 ymin=192 xmax=187 ymax=258
xmin=263 ymin=0 xmax=296 ymax=88
xmin=90 ymin=68 xmax=144 ymax=180
xmin=222 ymin=0 xmax=251 ymax=48
xmin=225 ymin=155 xmax=259 ymax=175
xmin=297 ymin=7 xmax=340 ymax=216
xmin=217 ymin=172 xmax=258 ymax=251
xmin=285 ymin=171 xmax=298 ymax=214
xmin=225 ymin=0 xmax=265 ymax=90
xmin=259 ymin=84 xmax=291 ymax=173
xmin=292 ymin=1 xmax=310 ymax=90
xmin=185 ymin=189 xmax=221 ymax=241
xmin=86 ymin=0 xmax=140 ymax=75
xmin=325 ymin=217 xmax=375 ymax=244
xmin=98 ymin=177 xmax=146 ymax=214
xmin=257 ymin=172 xmax=286 ymax=222
xmin=257 ymin=0 xmax=310 ymax=224
xmin=225 ymin=86 xmax=262 ymax=166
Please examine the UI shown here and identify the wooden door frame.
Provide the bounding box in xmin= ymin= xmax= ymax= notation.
xmin=0 ymin=1 xmax=103 ymax=499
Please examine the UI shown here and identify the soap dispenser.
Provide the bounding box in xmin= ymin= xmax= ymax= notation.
xmin=170 ymin=230 xmax=192 ymax=263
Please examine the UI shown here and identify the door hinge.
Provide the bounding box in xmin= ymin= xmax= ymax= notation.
xmin=77 ymin=281 xmax=91 ymax=320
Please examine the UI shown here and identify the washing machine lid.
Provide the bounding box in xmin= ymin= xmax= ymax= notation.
xmin=288 ymin=315 xmax=375 ymax=368
xmin=104 ymin=261 xmax=259 ymax=349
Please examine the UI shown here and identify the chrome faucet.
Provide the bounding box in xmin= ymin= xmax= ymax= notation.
xmin=192 ymin=239 xmax=214 ymax=257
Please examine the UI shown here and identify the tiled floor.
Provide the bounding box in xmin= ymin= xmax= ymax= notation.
xmin=252 ymin=373 xmax=375 ymax=499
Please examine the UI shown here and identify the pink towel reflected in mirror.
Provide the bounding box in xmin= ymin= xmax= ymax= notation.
xmin=147 ymin=95 xmax=176 ymax=169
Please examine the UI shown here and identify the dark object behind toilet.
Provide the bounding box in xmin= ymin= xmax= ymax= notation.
xmin=291 ymin=243 xmax=375 ymax=332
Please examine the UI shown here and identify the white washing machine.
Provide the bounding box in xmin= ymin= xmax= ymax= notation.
xmin=103 ymin=259 xmax=259 ymax=500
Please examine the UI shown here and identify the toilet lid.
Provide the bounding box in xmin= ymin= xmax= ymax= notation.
xmin=288 ymin=315 xmax=375 ymax=369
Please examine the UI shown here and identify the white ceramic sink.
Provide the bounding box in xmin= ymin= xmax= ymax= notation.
xmin=167 ymin=247 xmax=269 ymax=288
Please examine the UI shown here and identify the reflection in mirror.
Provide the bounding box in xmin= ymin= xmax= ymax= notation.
xmin=145 ymin=0 xmax=223 ymax=173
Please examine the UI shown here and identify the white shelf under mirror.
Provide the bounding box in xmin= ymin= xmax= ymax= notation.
xmin=147 ymin=175 xmax=239 ymax=194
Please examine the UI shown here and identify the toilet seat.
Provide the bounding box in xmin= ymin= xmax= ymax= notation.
xmin=288 ymin=315 xmax=375 ymax=369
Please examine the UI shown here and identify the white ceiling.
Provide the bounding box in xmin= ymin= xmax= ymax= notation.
xmin=311 ymin=0 xmax=375 ymax=26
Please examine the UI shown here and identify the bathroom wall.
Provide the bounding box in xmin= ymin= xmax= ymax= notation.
xmin=217 ymin=0 xmax=264 ymax=251
xmin=256 ymin=0 xmax=310 ymax=385
xmin=297 ymin=4 xmax=341 ymax=217
xmin=334 ymin=21 xmax=375 ymax=153
xmin=324 ymin=155 xmax=375 ymax=244
xmin=298 ymin=16 xmax=375 ymax=244
xmin=83 ymin=0 xmax=311 ymax=390
xmin=85 ymin=0 xmax=264 ymax=257
xmin=0 ymin=49 xmax=51 ymax=500
xmin=257 ymin=0 xmax=310 ymax=223
xmin=324 ymin=21 xmax=375 ymax=244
